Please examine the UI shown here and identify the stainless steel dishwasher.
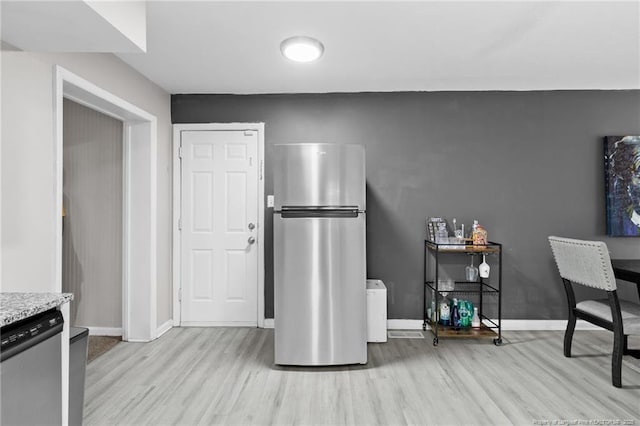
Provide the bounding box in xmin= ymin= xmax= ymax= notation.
xmin=1 ymin=309 xmax=63 ymax=425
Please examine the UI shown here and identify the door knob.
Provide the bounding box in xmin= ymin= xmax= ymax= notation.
xmin=248 ymin=236 xmax=256 ymax=244
xmin=248 ymin=223 xmax=255 ymax=230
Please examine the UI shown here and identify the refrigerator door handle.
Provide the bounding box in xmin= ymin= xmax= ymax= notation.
xmin=280 ymin=207 xmax=360 ymax=218
xmin=280 ymin=205 xmax=360 ymax=211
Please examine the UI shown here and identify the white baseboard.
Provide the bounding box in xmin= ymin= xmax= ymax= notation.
xmin=84 ymin=326 xmax=122 ymax=336
xmin=181 ymin=321 xmax=258 ymax=327
xmin=156 ymin=319 xmax=173 ymax=338
xmin=174 ymin=318 xmax=273 ymax=330
xmin=259 ymin=318 xmax=600 ymax=331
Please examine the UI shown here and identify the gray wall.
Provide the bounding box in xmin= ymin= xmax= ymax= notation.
xmin=63 ymin=99 xmax=123 ymax=329
xmin=172 ymin=90 xmax=640 ymax=320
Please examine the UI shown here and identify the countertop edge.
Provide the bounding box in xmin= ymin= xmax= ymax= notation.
xmin=1 ymin=293 xmax=74 ymax=328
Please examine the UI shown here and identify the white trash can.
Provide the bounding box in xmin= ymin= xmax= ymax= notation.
xmin=366 ymin=279 xmax=387 ymax=342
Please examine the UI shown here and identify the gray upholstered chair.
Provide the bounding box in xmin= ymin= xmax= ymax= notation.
xmin=548 ymin=236 xmax=640 ymax=388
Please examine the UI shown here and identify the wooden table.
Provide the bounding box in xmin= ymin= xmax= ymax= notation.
xmin=611 ymin=259 xmax=640 ymax=298
xmin=611 ymin=259 xmax=640 ymax=358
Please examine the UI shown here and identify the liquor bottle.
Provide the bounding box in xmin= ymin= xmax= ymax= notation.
xmin=472 ymin=222 xmax=488 ymax=245
xmin=439 ymin=297 xmax=450 ymax=326
xmin=451 ymin=298 xmax=461 ymax=330
xmin=430 ymin=289 xmax=437 ymax=323
xmin=472 ymin=307 xmax=481 ymax=328
xmin=459 ymin=300 xmax=472 ymax=328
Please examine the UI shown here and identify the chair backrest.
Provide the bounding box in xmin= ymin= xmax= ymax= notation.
xmin=548 ymin=236 xmax=617 ymax=291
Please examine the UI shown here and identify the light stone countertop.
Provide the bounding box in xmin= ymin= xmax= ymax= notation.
xmin=0 ymin=292 xmax=73 ymax=327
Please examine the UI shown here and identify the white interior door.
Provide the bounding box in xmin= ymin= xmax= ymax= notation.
xmin=180 ymin=130 xmax=258 ymax=326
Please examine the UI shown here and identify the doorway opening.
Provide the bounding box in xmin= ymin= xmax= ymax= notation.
xmin=62 ymin=98 xmax=124 ymax=341
xmin=54 ymin=66 xmax=158 ymax=342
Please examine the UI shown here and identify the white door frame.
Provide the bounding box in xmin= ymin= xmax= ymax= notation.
xmin=54 ymin=65 xmax=158 ymax=342
xmin=172 ymin=123 xmax=265 ymax=328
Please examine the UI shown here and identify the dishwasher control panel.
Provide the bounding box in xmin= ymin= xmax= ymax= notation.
xmin=1 ymin=309 xmax=64 ymax=359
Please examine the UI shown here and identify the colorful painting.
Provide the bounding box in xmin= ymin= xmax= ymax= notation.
xmin=604 ymin=136 xmax=640 ymax=236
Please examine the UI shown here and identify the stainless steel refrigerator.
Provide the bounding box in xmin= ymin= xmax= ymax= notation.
xmin=273 ymin=143 xmax=367 ymax=366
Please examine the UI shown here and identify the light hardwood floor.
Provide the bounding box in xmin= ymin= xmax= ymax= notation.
xmin=84 ymin=328 xmax=640 ymax=425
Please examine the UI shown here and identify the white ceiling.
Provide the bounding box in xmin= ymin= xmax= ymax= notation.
xmin=1 ymin=1 xmax=146 ymax=53
xmin=3 ymin=1 xmax=640 ymax=94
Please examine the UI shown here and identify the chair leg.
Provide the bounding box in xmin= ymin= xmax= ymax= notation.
xmin=612 ymin=328 xmax=623 ymax=388
xmin=564 ymin=310 xmax=576 ymax=358
xmin=562 ymin=279 xmax=577 ymax=358
xmin=609 ymin=291 xmax=623 ymax=388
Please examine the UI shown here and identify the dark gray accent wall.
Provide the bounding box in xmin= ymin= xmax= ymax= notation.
xmin=172 ymin=91 xmax=640 ymax=320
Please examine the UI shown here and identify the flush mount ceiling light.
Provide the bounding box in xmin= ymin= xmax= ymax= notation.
xmin=280 ymin=36 xmax=324 ymax=63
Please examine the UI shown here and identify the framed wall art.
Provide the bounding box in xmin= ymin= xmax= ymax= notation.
xmin=604 ymin=135 xmax=640 ymax=236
